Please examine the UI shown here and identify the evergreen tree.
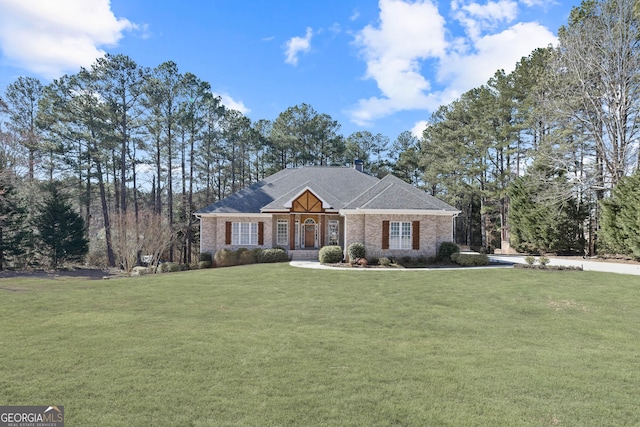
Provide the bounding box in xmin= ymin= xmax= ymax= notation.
xmin=508 ymin=169 xmax=587 ymax=254
xmin=0 ymin=175 xmax=29 ymax=270
xmin=600 ymin=171 xmax=640 ymax=258
xmin=34 ymin=184 xmax=89 ymax=268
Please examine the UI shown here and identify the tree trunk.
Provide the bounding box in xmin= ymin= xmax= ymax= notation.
xmin=95 ymin=159 xmax=116 ymax=267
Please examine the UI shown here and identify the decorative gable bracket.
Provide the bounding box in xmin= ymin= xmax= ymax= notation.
xmin=284 ymin=186 xmax=332 ymax=213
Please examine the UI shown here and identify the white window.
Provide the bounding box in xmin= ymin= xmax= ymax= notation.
xmin=277 ymin=220 xmax=288 ymax=246
xmin=328 ymin=220 xmax=339 ymax=245
xmin=390 ymin=221 xmax=412 ymax=249
xmin=232 ymin=222 xmax=258 ymax=245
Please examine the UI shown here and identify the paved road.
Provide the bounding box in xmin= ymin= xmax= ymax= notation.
xmin=489 ymin=255 xmax=640 ymax=276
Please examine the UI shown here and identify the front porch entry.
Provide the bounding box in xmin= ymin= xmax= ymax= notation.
xmin=285 ymin=188 xmax=338 ymax=251
xmin=302 ymin=218 xmax=317 ymax=248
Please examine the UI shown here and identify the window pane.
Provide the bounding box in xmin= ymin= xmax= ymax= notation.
xmin=390 ymin=222 xmax=400 ymax=237
xmin=232 ymin=223 xmax=240 ymax=245
xmin=328 ymin=220 xmax=339 ymax=245
xmin=232 ymin=222 xmax=258 ymax=246
xmin=389 ymin=221 xmax=411 ymax=249
xmin=250 ymin=223 xmax=258 ymax=245
xmin=277 ymin=220 xmax=288 ymax=246
xmin=402 ymin=222 xmax=412 ymax=249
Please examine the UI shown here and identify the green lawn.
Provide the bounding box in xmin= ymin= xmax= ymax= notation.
xmin=1 ymin=265 xmax=639 ymax=426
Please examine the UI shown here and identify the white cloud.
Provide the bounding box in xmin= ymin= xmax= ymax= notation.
xmin=349 ymin=0 xmax=558 ymax=126
xmin=284 ymin=27 xmax=313 ymax=66
xmin=214 ymin=92 xmax=250 ymax=115
xmin=439 ymin=22 xmax=556 ymax=92
xmin=349 ymin=0 xmax=447 ymax=125
xmin=452 ymin=0 xmax=519 ymax=40
xmin=520 ymin=0 xmax=554 ymax=7
xmin=411 ymin=120 xmax=429 ymax=138
xmin=0 ymin=0 xmax=138 ymax=79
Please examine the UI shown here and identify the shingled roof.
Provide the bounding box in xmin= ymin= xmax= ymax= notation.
xmin=195 ymin=166 xmax=458 ymax=214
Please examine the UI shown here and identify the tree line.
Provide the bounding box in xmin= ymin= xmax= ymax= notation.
xmin=1 ymin=0 xmax=640 ymax=270
xmin=417 ymin=0 xmax=640 ymax=258
xmin=0 ymin=54 xmax=393 ymax=270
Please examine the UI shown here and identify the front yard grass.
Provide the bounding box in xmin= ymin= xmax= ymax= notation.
xmin=1 ymin=265 xmax=639 ymax=426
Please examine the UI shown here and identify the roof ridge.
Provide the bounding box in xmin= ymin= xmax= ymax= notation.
xmin=358 ymin=182 xmax=395 ymax=209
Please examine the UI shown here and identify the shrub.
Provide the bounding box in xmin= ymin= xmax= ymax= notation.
xmin=256 ymin=248 xmax=288 ymax=263
xmin=319 ymin=245 xmax=343 ymax=263
xmin=159 ymin=261 xmax=181 ymax=273
xmin=131 ymin=266 xmax=149 ymax=276
xmin=198 ymin=252 xmax=212 ymax=262
xmin=198 ymin=260 xmax=213 ymax=269
xmin=538 ymin=255 xmax=550 ymax=266
xmin=438 ymin=242 xmax=460 ymax=261
xmin=214 ymin=248 xmax=238 ymax=267
xmin=525 ymin=256 xmax=536 ymax=266
xmin=236 ymin=248 xmax=257 ymax=265
xmin=416 ymin=255 xmax=428 ymax=265
xmin=379 ymin=257 xmax=391 ymax=266
xmin=347 ymin=242 xmax=366 ymax=262
xmin=451 ymin=252 xmax=489 ymax=266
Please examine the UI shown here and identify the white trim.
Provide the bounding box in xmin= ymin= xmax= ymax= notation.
xmin=261 ymin=208 xmax=340 ymax=214
xmin=339 ymin=208 xmax=461 ymax=216
xmin=195 ymin=212 xmax=269 ymax=218
xmin=283 ymin=186 xmax=332 ymax=209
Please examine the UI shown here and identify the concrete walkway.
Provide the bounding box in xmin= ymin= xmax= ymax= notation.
xmin=290 ymin=256 xmax=640 ymax=276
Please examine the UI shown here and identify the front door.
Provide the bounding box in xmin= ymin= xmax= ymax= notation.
xmin=303 ymin=218 xmax=316 ymax=248
xmin=304 ymin=224 xmax=315 ymax=248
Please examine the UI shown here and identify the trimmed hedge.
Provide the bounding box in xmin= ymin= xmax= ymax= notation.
xmin=451 ymin=252 xmax=489 ymax=266
xmin=256 ymin=248 xmax=288 ymax=263
xmin=437 ymin=242 xmax=460 ymax=261
xmin=347 ymin=242 xmax=366 ymax=262
xmin=198 ymin=252 xmax=213 ymax=262
xmin=159 ymin=262 xmax=181 ymax=273
xmin=319 ymin=245 xmax=343 ymax=263
xmin=237 ymin=248 xmax=257 ymax=265
xmin=214 ymin=249 xmax=239 ymax=267
xmin=198 ymin=260 xmax=213 ymax=269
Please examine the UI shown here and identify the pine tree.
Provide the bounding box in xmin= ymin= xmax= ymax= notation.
xmin=34 ymin=184 xmax=89 ymax=268
xmin=508 ymin=169 xmax=587 ymax=254
xmin=0 ymin=176 xmax=29 ymax=270
xmin=600 ymin=172 xmax=640 ymax=259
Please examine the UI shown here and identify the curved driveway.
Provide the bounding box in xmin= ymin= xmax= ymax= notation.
xmin=489 ymin=255 xmax=640 ymax=276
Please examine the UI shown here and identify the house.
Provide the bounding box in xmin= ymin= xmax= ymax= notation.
xmin=195 ymin=164 xmax=460 ymax=261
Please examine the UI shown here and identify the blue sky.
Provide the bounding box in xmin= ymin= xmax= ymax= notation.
xmin=0 ymin=0 xmax=575 ymax=140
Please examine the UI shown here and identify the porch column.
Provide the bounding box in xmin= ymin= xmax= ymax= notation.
xmin=289 ymin=213 xmax=296 ymax=249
